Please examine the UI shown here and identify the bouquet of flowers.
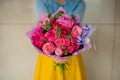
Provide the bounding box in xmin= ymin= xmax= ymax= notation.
xmin=26 ymin=7 xmax=94 ymax=75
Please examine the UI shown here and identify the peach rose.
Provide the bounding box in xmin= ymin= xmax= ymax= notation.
xmin=54 ymin=38 xmax=64 ymax=47
xmin=55 ymin=48 xmax=63 ymax=56
xmin=67 ymin=46 xmax=74 ymax=53
xmin=42 ymin=43 xmax=55 ymax=54
xmin=71 ymin=26 xmax=82 ymax=37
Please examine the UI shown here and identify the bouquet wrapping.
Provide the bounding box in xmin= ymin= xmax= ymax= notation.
xmin=26 ymin=7 xmax=95 ymax=74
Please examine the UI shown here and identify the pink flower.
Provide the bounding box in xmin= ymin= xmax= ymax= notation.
xmin=42 ymin=43 xmax=55 ymax=54
xmin=61 ymin=27 xmax=70 ymax=38
xmin=32 ymin=27 xmax=45 ymax=48
xmin=52 ymin=22 xmax=62 ymax=29
xmin=45 ymin=29 xmax=57 ymax=42
xmin=54 ymin=38 xmax=70 ymax=47
xmin=54 ymin=38 xmax=64 ymax=47
xmin=56 ymin=15 xmax=74 ymax=29
xmin=71 ymin=26 xmax=82 ymax=37
xmin=73 ymin=43 xmax=79 ymax=50
xmin=71 ymin=37 xmax=77 ymax=44
xmin=33 ymin=25 xmax=42 ymax=33
xmin=64 ymin=39 xmax=70 ymax=46
xmin=71 ymin=37 xmax=79 ymax=50
xmin=67 ymin=46 xmax=74 ymax=53
xmin=55 ymin=47 xmax=63 ymax=56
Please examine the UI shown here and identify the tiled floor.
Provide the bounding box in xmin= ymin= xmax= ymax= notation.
xmin=0 ymin=0 xmax=120 ymax=80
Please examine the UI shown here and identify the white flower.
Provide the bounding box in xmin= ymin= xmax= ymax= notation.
xmin=85 ymin=38 xmax=90 ymax=44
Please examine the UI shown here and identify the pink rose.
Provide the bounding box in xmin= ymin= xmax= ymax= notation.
xmin=70 ymin=37 xmax=79 ymax=50
xmin=54 ymin=38 xmax=70 ymax=47
xmin=45 ymin=29 xmax=57 ymax=42
xmin=71 ymin=26 xmax=82 ymax=37
xmin=61 ymin=27 xmax=70 ymax=38
xmin=56 ymin=15 xmax=74 ymax=29
xmin=54 ymin=38 xmax=64 ymax=47
xmin=55 ymin=47 xmax=63 ymax=56
xmin=73 ymin=43 xmax=79 ymax=50
xmin=71 ymin=37 xmax=77 ymax=44
xmin=67 ymin=46 xmax=74 ymax=53
xmin=52 ymin=22 xmax=62 ymax=29
xmin=64 ymin=39 xmax=70 ymax=46
xmin=42 ymin=43 xmax=55 ymax=54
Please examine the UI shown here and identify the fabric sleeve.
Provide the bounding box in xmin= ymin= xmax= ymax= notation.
xmin=72 ymin=1 xmax=86 ymax=23
xmin=35 ymin=0 xmax=49 ymax=15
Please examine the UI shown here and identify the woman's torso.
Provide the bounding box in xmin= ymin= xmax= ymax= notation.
xmin=36 ymin=0 xmax=85 ymax=22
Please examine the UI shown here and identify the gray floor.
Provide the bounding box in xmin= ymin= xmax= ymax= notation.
xmin=0 ymin=0 xmax=120 ymax=80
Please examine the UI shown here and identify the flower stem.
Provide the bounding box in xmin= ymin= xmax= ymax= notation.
xmin=54 ymin=62 xmax=66 ymax=75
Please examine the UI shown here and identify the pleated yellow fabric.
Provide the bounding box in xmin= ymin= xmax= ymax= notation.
xmin=34 ymin=54 xmax=86 ymax=80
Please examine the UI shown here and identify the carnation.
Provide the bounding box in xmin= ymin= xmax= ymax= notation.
xmin=56 ymin=15 xmax=74 ymax=29
xmin=32 ymin=27 xmax=45 ymax=48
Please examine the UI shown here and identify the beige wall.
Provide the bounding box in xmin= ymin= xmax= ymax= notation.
xmin=0 ymin=0 xmax=120 ymax=80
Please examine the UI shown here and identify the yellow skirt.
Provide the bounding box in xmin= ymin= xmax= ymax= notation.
xmin=34 ymin=54 xmax=86 ymax=80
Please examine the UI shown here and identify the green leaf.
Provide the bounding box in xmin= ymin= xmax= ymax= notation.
xmin=42 ymin=25 xmax=46 ymax=30
xmin=54 ymin=61 xmax=69 ymax=75
xmin=60 ymin=64 xmax=65 ymax=75
xmin=45 ymin=21 xmax=51 ymax=31
xmin=56 ymin=27 xmax=62 ymax=38
xmin=42 ymin=37 xmax=47 ymax=42
xmin=57 ymin=34 xmax=61 ymax=38
xmin=65 ymin=34 xmax=72 ymax=39
xmin=64 ymin=50 xmax=68 ymax=55
xmin=59 ymin=11 xmax=64 ymax=14
xmin=71 ymin=14 xmax=76 ymax=20
xmin=48 ymin=13 xmax=51 ymax=18
xmin=56 ymin=27 xmax=61 ymax=33
xmin=54 ymin=62 xmax=59 ymax=66
xmin=54 ymin=62 xmax=65 ymax=75
xmin=54 ymin=11 xmax=64 ymax=20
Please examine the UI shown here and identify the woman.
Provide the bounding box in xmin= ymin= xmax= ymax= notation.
xmin=34 ymin=0 xmax=86 ymax=80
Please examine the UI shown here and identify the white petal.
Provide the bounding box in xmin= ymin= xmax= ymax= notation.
xmin=85 ymin=38 xmax=90 ymax=44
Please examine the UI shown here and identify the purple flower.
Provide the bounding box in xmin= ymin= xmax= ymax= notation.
xmin=81 ymin=24 xmax=95 ymax=39
xmin=77 ymin=36 xmax=84 ymax=45
xmin=77 ymin=24 xmax=95 ymax=45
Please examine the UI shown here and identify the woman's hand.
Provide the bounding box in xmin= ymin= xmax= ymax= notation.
xmin=54 ymin=57 xmax=69 ymax=64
